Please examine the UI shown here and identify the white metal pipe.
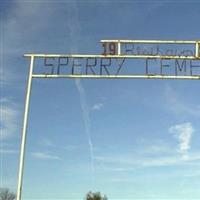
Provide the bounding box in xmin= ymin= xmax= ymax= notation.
xmin=100 ymin=39 xmax=198 ymax=44
xmin=16 ymin=56 xmax=34 ymax=200
xmin=24 ymin=54 xmax=199 ymax=59
xmin=31 ymin=74 xmax=200 ymax=80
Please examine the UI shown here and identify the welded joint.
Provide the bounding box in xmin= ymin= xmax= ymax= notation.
xmin=117 ymin=40 xmax=121 ymax=55
xmin=196 ymin=41 xmax=200 ymax=58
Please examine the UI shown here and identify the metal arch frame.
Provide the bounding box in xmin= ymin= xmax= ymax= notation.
xmin=16 ymin=39 xmax=200 ymax=200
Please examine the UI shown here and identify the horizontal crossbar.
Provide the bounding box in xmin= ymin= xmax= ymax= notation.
xmin=32 ymin=74 xmax=200 ymax=80
xmin=24 ymin=54 xmax=200 ymax=59
xmin=100 ymin=39 xmax=199 ymax=44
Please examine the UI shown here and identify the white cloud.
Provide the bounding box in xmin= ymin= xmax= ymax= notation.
xmin=95 ymin=154 xmax=179 ymax=168
xmin=31 ymin=152 xmax=61 ymax=160
xmin=0 ymin=149 xmax=18 ymax=154
xmin=95 ymin=152 xmax=200 ymax=170
xmin=1 ymin=1 xmax=68 ymax=86
xmin=0 ymin=98 xmax=19 ymax=140
xmin=169 ymin=122 xmax=194 ymax=154
xmin=92 ymin=103 xmax=104 ymax=111
xmin=180 ymin=152 xmax=200 ymax=162
xmin=137 ymin=139 xmax=173 ymax=155
xmin=38 ymin=138 xmax=80 ymax=151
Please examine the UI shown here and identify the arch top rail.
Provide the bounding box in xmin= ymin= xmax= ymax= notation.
xmin=24 ymin=39 xmax=200 ymax=59
xmin=24 ymin=54 xmax=200 ymax=59
xmin=100 ymin=39 xmax=200 ymax=44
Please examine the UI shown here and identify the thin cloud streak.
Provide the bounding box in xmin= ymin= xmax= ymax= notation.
xmin=95 ymin=152 xmax=200 ymax=170
xmin=75 ymin=79 xmax=95 ymax=176
xmin=164 ymin=85 xmax=200 ymax=116
xmin=38 ymin=138 xmax=80 ymax=152
xmin=67 ymin=1 xmax=95 ymax=181
xmin=31 ymin=152 xmax=61 ymax=160
xmin=0 ymin=149 xmax=18 ymax=154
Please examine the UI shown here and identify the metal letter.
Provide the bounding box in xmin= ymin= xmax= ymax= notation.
xmin=175 ymin=59 xmax=187 ymax=75
xmin=72 ymin=58 xmax=82 ymax=75
xmin=58 ymin=57 xmax=69 ymax=74
xmin=190 ymin=60 xmax=200 ymax=75
xmin=100 ymin=58 xmax=111 ymax=75
xmin=160 ymin=59 xmax=170 ymax=75
xmin=86 ymin=58 xmax=97 ymax=75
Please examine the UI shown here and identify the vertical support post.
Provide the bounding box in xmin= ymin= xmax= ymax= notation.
xmin=195 ymin=41 xmax=199 ymax=58
xmin=16 ymin=56 xmax=34 ymax=200
xmin=117 ymin=41 xmax=121 ymax=55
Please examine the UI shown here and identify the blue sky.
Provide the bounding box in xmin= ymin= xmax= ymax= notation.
xmin=1 ymin=0 xmax=200 ymax=199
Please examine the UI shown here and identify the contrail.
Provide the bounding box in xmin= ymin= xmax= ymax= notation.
xmin=75 ymin=79 xmax=95 ymax=177
xmin=67 ymin=2 xmax=95 ymax=183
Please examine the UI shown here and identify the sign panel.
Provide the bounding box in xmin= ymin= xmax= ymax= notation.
xmin=24 ymin=39 xmax=200 ymax=79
